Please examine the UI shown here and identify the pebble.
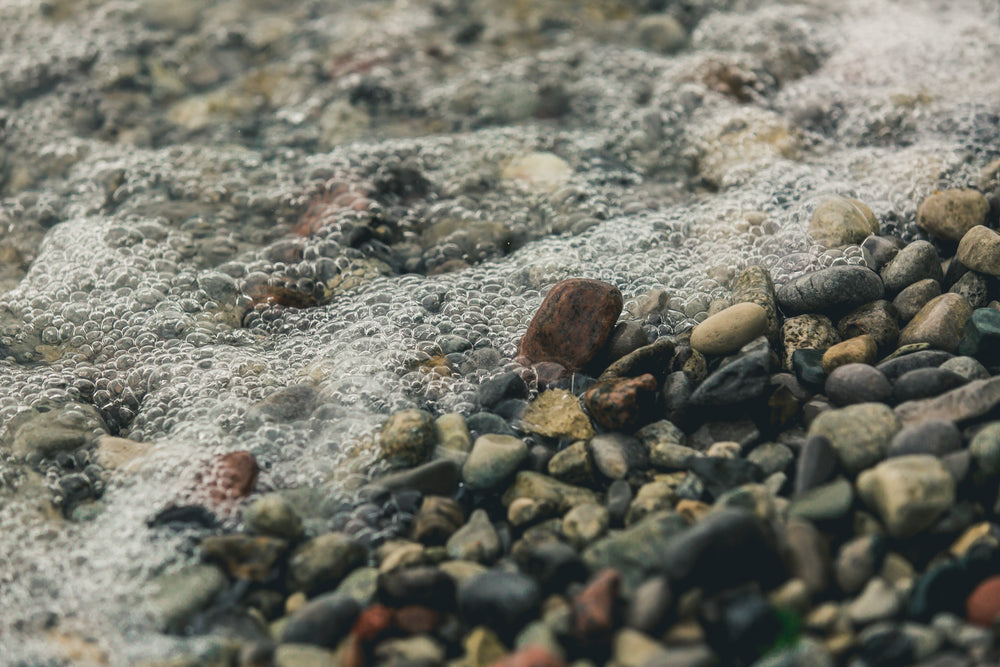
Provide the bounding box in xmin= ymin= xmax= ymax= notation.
xmin=957 ymin=225 xmax=1000 ymax=275
xmin=583 ymin=374 xmax=658 ymax=431
xmin=731 ymin=266 xmax=781 ymax=341
xmin=244 ymin=494 xmax=304 ymax=541
xmin=957 ymin=307 xmax=1000 ymax=365
xmin=586 ymin=433 xmax=649 ymax=480
xmin=775 ymin=265 xmax=884 ymax=316
xmin=888 ymin=419 xmax=962 ymax=458
xmin=435 ymin=413 xmax=473 ymax=453
xmin=468 ymin=411 xmax=519 ymax=438
xmin=784 ymin=517 xmax=832 ymax=594
xmin=689 ymin=302 xmax=768 ymax=355
xmin=824 ymin=362 xmax=893 ymax=406
xmin=197 ymin=450 xmax=260 ymax=510
xmin=894 ymin=367 xmax=968 ymax=403
xmin=965 ymin=575 xmax=1000 ymax=627
xmin=517 ymin=279 xmax=623 ymax=372
xmin=279 ymin=592 xmax=360 ymax=648
xmin=199 ymin=534 xmax=287 ymax=582
xmin=582 ymin=511 xmax=688 ymax=594
xmin=808 ymin=197 xmax=879 ymax=249
xmin=969 ymin=422 xmax=1000 ymax=476
xmin=562 ymin=502 xmax=610 ymax=549
xmin=856 ymin=455 xmax=956 ymax=538
xmin=808 ymin=402 xmax=900 ymax=473
xmin=898 ymin=293 xmax=973 ymax=353
xmin=411 ymin=496 xmax=465 ymax=545
xmin=635 ymin=420 xmax=696 ymax=469
xmin=547 ymin=441 xmax=596 ymax=485
xmin=612 ymin=628 xmax=669 ymax=667
xmin=377 ymin=565 xmax=455 ymax=608
xmin=916 ymin=189 xmax=989 ymax=241
xmin=688 ymin=336 xmax=773 ymax=405
xmin=463 ymin=434 xmax=529 ymax=491
xmin=502 ymin=471 xmax=598 ymax=515
xmin=938 ymin=355 xmax=989 ymax=381
xmin=848 ymin=578 xmax=901 ymax=625
xmin=458 ymin=570 xmax=541 ymax=639
xmin=780 ymin=314 xmax=841 ymax=370
xmin=877 ymin=349 xmax=954 ymax=381
xmin=747 ymin=442 xmax=794 ymax=476
xmin=489 ymin=646 xmax=566 ymax=667
xmin=626 ymin=479 xmax=679 ymax=525
xmin=880 ymin=240 xmax=944 ymax=295
xmin=520 ymin=389 xmax=595 ymax=441
xmin=286 ymin=532 xmax=366 ymax=595
xmin=374 ymin=459 xmax=462 ymax=497
xmin=446 ymin=508 xmax=501 ymax=563
xmin=820 ymin=334 xmax=877 ymax=374
xmin=788 ymin=477 xmax=854 ymax=521
xmin=793 ymin=434 xmax=838 ymax=496
xmin=502 ymin=152 xmax=574 ymax=192
xmin=862 ymin=234 xmax=904 ymax=270
xmin=894 ymin=279 xmax=943 ymax=323
xmin=837 ymin=300 xmax=900 ymax=353
xmin=273 ymin=644 xmax=338 ymax=667
xmin=834 ymin=534 xmax=886 ymax=594
xmin=895 ymin=376 xmax=1000 ymax=426
xmin=94 ymin=435 xmax=151 ymax=470
xmin=378 ymin=409 xmax=437 ymax=466
xmin=948 ymin=271 xmax=990 ymax=309
xmin=570 ymin=568 xmax=621 ymax=646
xmin=636 ymin=14 xmax=687 ymax=54
xmin=478 ymin=371 xmax=529 ymax=409
xmin=146 ymin=563 xmax=228 ymax=632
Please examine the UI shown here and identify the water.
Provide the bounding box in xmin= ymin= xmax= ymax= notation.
xmin=0 ymin=0 xmax=998 ymax=662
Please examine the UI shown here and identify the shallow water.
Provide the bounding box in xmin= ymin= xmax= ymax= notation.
xmin=0 ymin=0 xmax=999 ymax=662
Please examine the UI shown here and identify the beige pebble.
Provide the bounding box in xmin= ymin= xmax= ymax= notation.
xmin=689 ymin=302 xmax=768 ymax=355
xmin=821 ymin=334 xmax=877 ymax=374
xmin=95 ymin=435 xmax=152 ymax=470
xmin=957 ymin=225 xmax=1000 ymax=276
xmin=916 ymin=188 xmax=989 ymax=241
xmin=898 ymin=292 xmax=973 ymax=353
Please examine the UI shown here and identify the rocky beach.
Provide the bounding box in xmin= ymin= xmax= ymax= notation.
xmin=2 ymin=0 xmax=1000 ymax=664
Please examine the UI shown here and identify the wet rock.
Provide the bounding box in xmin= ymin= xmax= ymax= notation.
xmin=10 ymin=402 xmax=106 ymax=459
xmin=888 ymin=419 xmax=962 ymax=458
xmin=570 ymin=568 xmax=620 ymax=645
xmin=898 ymin=293 xmax=973 ymax=353
xmin=95 ymin=435 xmax=151 ymax=470
xmin=949 ymin=271 xmax=990 ymax=309
xmin=825 ymin=363 xmax=892 ymax=406
xmin=894 ymin=279 xmax=943 ymax=323
xmin=731 ymin=265 xmax=780 ymax=341
xmin=780 ymin=314 xmax=840 ymax=370
xmin=689 ymin=336 xmax=772 ymax=405
xmin=599 ymin=337 xmax=676 ymax=383
xmin=808 ymin=402 xmax=900 ymax=473
xmin=862 ymin=234 xmax=905 ymax=271
xmin=856 ymin=455 xmax=956 ymax=538
xmin=547 ymin=440 xmax=595 ymax=485
xmin=467 ymin=411 xmax=518 ymax=438
xmin=821 ymin=334 xmax=877 ymax=374
xmin=969 ymin=422 xmax=1000 ymax=476
xmin=747 ymin=442 xmax=793 ymax=476
xmin=502 ymin=471 xmax=598 ymax=514
xmin=587 ymin=433 xmax=649 ymax=480
xmin=200 ymin=535 xmax=286 ymax=582
xmin=958 ymin=307 xmax=1000 ymax=366
xmin=917 ymin=189 xmax=989 ymax=241
xmin=636 ymin=419 xmax=696 ymax=469
xmin=502 ymin=152 xmax=573 ymax=192
xmin=147 ymin=563 xmax=228 ymax=633
xmin=939 ymin=355 xmax=989 ymax=381
xmin=411 ymin=496 xmax=465 ymax=545
xmin=957 ymin=225 xmax=1000 ymax=275
xmin=689 ymin=302 xmax=768 ymax=355
xmin=895 ymin=376 xmax=1000 ymax=426
xmin=776 ymin=265 xmax=884 ymax=316
xmin=244 ymin=493 xmax=304 ymax=541
xmin=436 ymin=413 xmax=472 ymax=453
xmin=458 ymin=570 xmax=540 ymax=640
xmin=287 ymin=532 xmax=366 ymax=595
xmin=273 ymin=644 xmax=338 ymax=667
xmin=249 ymin=383 xmax=318 ymax=422
xmin=377 ymin=565 xmax=456 ymax=610
xmin=563 ymin=502 xmax=610 ymax=549
xmin=894 ymin=367 xmax=968 ymax=403
xmin=876 ymin=349 xmax=954 ymax=381
xmin=880 ymin=240 xmax=944 ymax=295
xmin=626 ymin=479 xmax=678 ymax=525
xmin=446 ymin=508 xmax=501 ymax=564
xmin=834 ymin=534 xmax=886 ymax=594
xmin=965 ymin=575 xmax=1000 ymax=627
xmin=837 ymin=300 xmax=900 ymax=354
xmin=784 ymin=516 xmax=831 ymax=594
xmin=478 ymin=372 xmax=529 ymax=409
xmin=280 ymin=592 xmax=360 ymax=648
xmin=848 ymin=578 xmax=901 ymax=625
xmin=626 ymin=575 xmax=673 ymax=635
xmin=583 ymin=511 xmax=688 ymax=594
xmin=520 ymin=389 xmax=595 ymax=441
xmin=584 ymin=374 xmax=657 ymax=431
xmin=700 ymin=589 xmax=781 ymax=665
xmin=685 ymin=457 xmax=765 ymax=500
xmin=463 ymin=434 xmax=528 ymax=492
xmin=789 ymin=477 xmax=854 ymax=521
xmin=794 ymin=434 xmax=838 ymax=496
xmin=517 ymin=279 xmax=623 ymax=372
xmin=808 ymin=197 xmax=879 ymax=248
xmin=374 ymin=459 xmax=462 ymax=497
xmin=637 ymin=14 xmax=687 ymax=54
xmin=379 ymin=409 xmax=437 ymax=466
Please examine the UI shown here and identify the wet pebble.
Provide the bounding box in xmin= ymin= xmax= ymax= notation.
xmin=898 ymin=293 xmax=973 ymax=353
xmin=458 ymin=570 xmax=541 ymax=640
xmin=688 ymin=336 xmax=773 ymax=405
xmin=586 ymin=433 xmax=649 ymax=480
xmin=780 ymin=314 xmax=840 ymax=370
xmin=379 ymin=409 xmax=437 ymax=466
xmin=825 ymin=362 xmax=892 ymax=406
xmin=808 ymin=402 xmax=900 ymax=473
xmin=880 ymin=240 xmax=944 ymax=295
xmin=820 ymin=334 xmax=877 ymax=374
xmin=888 ymin=419 xmax=962 ymax=458
xmin=856 ymin=455 xmax=956 ymax=538
xmin=280 ymin=592 xmax=360 ymax=648
xmin=463 ymin=434 xmax=528 ymax=491
xmin=776 ymin=265 xmax=884 ymax=316
xmin=917 ymin=189 xmax=989 ymax=241
xmin=894 ymin=278 xmax=943 ymax=323
xmin=808 ymin=197 xmax=879 ymax=249
xmin=583 ymin=374 xmax=658 ymax=431
xmin=287 ymin=532 xmax=366 ymax=595
xmin=689 ymin=302 xmax=768 ymax=355
xmin=957 ymin=225 xmax=1000 ymax=275
xmin=894 ymin=367 xmax=969 ymax=403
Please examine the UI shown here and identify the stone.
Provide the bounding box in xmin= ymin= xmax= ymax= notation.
xmin=197 ymin=450 xmax=260 ymax=510
xmin=898 ymin=293 xmax=973 ymax=353
xmin=458 ymin=570 xmax=540 ymax=639
xmin=965 ymin=575 xmax=1000 ymax=627
xmin=939 ymin=356 xmax=989 ymax=381
xmin=837 ymin=300 xmax=900 ymax=354
xmin=335 ymin=567 xmax=379 ymax=606
xmin=546 ymin=441 xmax=595 ymax=485
xmin=776 ymin=265 xmax=884 ymax=316
xmin=587 ymin=433 xmax=649 ymax=480
xmin=411 ymin=496 xmax=465 ymax=545
xmin=598 ymin=337 xmax=676 ymax=383
xmin=794 ymin=435 xmax=838 ymax=497
xmin=785 ymin=517 xmax=831 ymax=594
xmin=372 ymin=635 xmax=446 ymax=666
xmin=949 ymin=271 xmax=990 ymax=309
xmin=685 ymin=457 xmax=765 ymax=500
xmin=244 ymin=494 xmax=304 ymax=541
xmin=626 ymin=479 xmax=678 ymax=525
xmin=517 ymin=279 xmax=623 ymax=372
xmin=969 ymin=422 xmax=1000 ymax=476
xmin=379 ymin=409 xmax=436 ymax=466
xmin=435 ymin=413 xmax=472 ymax=452
xmin=446 ymin=509 xmax=501 ymax=564
xmin=287 ymin=532 xmax=366 ymax=595
xmin=605 ymin=321 xmax=652 ymax=365
xmin=463 ymin=434 xmax=528 ymax=491
xmin=520 ymin=389 xmax=595 ymax=441
xmin=856 ymin=455 xmax=956 ymax=538
xmin=377 ymin=565 xmax=456 ymax=609
xmin=250 ymin=383 xmax=318 ymax=423
xmin=821 ymin=335 xmax=877 ymax=374
xmin=780 ymin=314 xmax=840 ymax=370
xmin=835 ymin=534 xmax=886 ymax=595
xmin=467 ymin=411 xmax=518 ymax=438
xmin=464 ymin=626 xmax=507 ymax=667
xmin=582 ymin=511 xmax=688 ymax=594
xmin=374 ymin=459 xmax=461 ymax=497
xmin=958 ymin=307 xmax=1000 ymax=366
xmin=957 ymin=225 xmax=1000 ymax=275
xmin=825 ymin=363 xmax=892 ymax=406
xmin=808 ymin=197 xmax=879 ymax=248
xmin=880 ymin=240 xmax=944 ymax=295
xmin=9 ymin=403 xmax=106 ymax=459
xmin=894 ymin=279 xmax=943 ymax=323
xmin=571 ymin=569 xmax=621 ymax=644
xmin=95 ymin=435 xmax=152 ymax=470
xmin=583 ymin=374 xmax=657 ymax=432
xmin=612 ymin=628 xmax=669 ymax=667
xmin=731 ymin=266 xmax=781 ymax=341
xmin=147 ymin=563 xmax=228 ymax=633
xmin=562 ymin=502 xmax=610 ymax=549
xmin=862 ymin=234 xmax=904 ymax=270
xmin=635 ymin=420 xmax=697 ymax=469
xmin=808 ymin=402 xmax=900 ymax=473
xmin=895 ymin=376 xmax=1000 ymax=426
xmin=789 ymin=477 xmax=854 ymax=521
xmin=689 ymin=302 xmax=769 ymax=355
xmin=502 ymin=471 xmax=598 ymax=514
xmin=637 ymin=14 xmax=687 ymax=54
xmin=502 ymin=152 xmax=573 ymax=192
xmin=893 ymin=367 xmax=968 ymax=403
xmin=489 ymin=646 xmax=566 ymax=667
xmin=888 ymin=419 xmax=962 ymax=458
xmin=747 ymin=442 xmax=794 ymax=476
xmin=273 ymin=644 xmax=338 ymax=667
xmin=478 ymin=372 xmax=529 ymax=409
xmin=916 ymin=189 xmax=989 ymax=241
xmin=689 ymin=336 xmax=773 ymax=405
xmin=876 ymin=349 xmax=954 ymax=381
xmin=848 ymin=578 xmax=901 ymax=625
xmin=280 ymin=592 xmax=360 ymax=648
xmin=200 ymin=535 xmax=287 ymax=582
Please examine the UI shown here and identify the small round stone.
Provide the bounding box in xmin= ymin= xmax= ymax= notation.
xmin=825 ymin=362 xmax=893 ymax=406
xmin=893 ymin=279 xmax=942 ymax=323
xmin=957 ymin=225 xmax=1000 ymax=275
xmin=888 ymin=419 xmax=962 ymax=458
xmin=821 ymin=334 xmax=877 ymax=374
xmin=898 ymin=293 xmax=973 ymax=353
xmin=966 ymin=575 xmax=1000 ymax=627
xmin=379 ymin=409 xmax=436 ymax=466
xmin=244 ymin=493 xmax=304 ymax=541
xmin=917 ymin=188 xmax=989 ymax=241
xmin=856 ymin=455 xmax=956 ymax=538
xmin=879 ymin=240 xmax=943 ymax=296
xmin=462 ymin=434 xmax=528 ymax=491
xmin=808 ymin=402 xmax=900 ymax=473
xmin=689 ymin=302 xmax=769 ymax=355
xmin=808 ymin=197 xmax=879 ymax=249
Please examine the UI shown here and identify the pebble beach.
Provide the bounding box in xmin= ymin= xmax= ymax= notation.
xmin=2 ymin=0 xmax=1000 ymax=665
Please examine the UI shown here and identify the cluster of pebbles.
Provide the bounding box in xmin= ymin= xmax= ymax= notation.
xmin=129 ymin=183 xmax=1000 ymax=667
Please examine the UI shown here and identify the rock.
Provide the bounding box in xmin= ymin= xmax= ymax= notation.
xmin=463 ymin=434 xmax=528 ymax=491
xmin=862 ymin=234 xmax=904 ymax=271
xmin=635 ymin=420 xmax=696 ymax=469
xmin=895 ymin=376 xmax=1000 ymax=426
xmin=626 ymin=479 xmax=678 ymax=525
xmin=893 ymin=367 xmax=968 ymax=403
xmin=374 ymin=459 xmax=462 ymax=497
xmin=463 ymin=626 xmax=507 ymax=667
xmin=776 ymin=265 xmax=884 ymax=316
xmin=287 ymin=532 xmax=366 ymax=595
xmin=958 ymin=307 xmax=1000 ymax=365
xmin=582 ymin=511 xmax=688 ymax=594
xmin=599 ymin=337 xmax=676 ymax=383
xmin=612 ymin=628 xmax=669 ymax=667
xmin=685 ymin=457 xmax=765 ymax=500
xmin=411 ymin=496 xmax=465 ymax=545
xmin=876 ymin=349 xmax=954 ymax=381
xmin=517 ymin=279 xmax=622 ymax=372
xmin=502 ymin=471 xmax=598 ymax=514
xmin=636 ymin=14 xmax=687 ymax=54
xmin=478 ymin=372 xmax=529 ymax=409
xmin=435 ymin=413 xmax=473 ymax=452
xmin=794 ymin=434 xmax=839 ymax=496
xmin=335 ymin=566 xmax=379 ymax=606
xmin=939 ymin=356 xmax=989 ymax=381
xmin=957 ymin=225 xmax=1000 ymax=275
xmin=147 ymin=563 xmax=228 ymax=632
xmin=856 ymin=455 xmax=956 ymax=538
xmin=898 ymin=293 xmax=973 ymax=353
xmin=563 ymin=502 xmax=610 ymax=549
xmin=587 ymin=433 xmax=649 ymax=480
xmin=502 ymin=152 xmax=573 ymax=192
xmin=880 ymin=240 xmax=944 ymax=295
xmin=888 ymin=419 xmax=962 ymax=458
xmin=808 ymin=402 xmax=900 ymax=473
xmin=95 ymin=435 xmax=152 ymax=470
xmin=583 ymin=374 xmax=657 ymax=432
xmin=821 ymin=335 xmax=877 ymax=374
xmin=467 ymin=411 xmax=518 ymax=438
xmin=780 ymin=314 xmax=840 ymax=370
xmin=689 ymin=302 xmax=769 ymax=355
xmin=547 ymin=441 xmax=595 ymax=485
xmin=377 ymin=565 xmax=455 ymax=609
xmin=848 ymin=578 xmax=901 ymax=624
xmin=489 ymin=646 xmax=566 ymax=667
xmin=10 ymin=402 xmax=106 ymax=459
xmin=917 ymin=189 xmax=989 ymax=241
xmin=689 ymin=336 xmax=773 ymax=405
xmin=837 ymin=300 xmax=900 ymax=354
xmin=200 ymin=535 xmax=287 ymax=581
xmin=969 ymin=422 xmax=1000 ymax=476
xmin=280 ymin=592 xmax=360 ymax=648
xmin=731 ymin=266 xmax=781 ymax=341
xmin=446 ymin=509 xmax=501 ymax=564
xmin=244 ymin=494 xmax=304 ymax=541
xmin=747 ymin=442 xmax=794 ymax=476
xmin=834 ymin=534 xmax=886 ymax=594
xmin=949 ymin=271 xmax=990 ymax=309
xmin=457 ymin=570 xmax=540 ymax=639
xmin=605 ymin=322 xmax=651 ymax=365
xmin=894 ymin=279 xmax=943 ymax=323
xmin=789 ymin=477 xmax=854 ymax=521
xmin=570 ymin=569 xmax=620 ymax=644
xmin=700 ymin=589 xmax=782 ymax=664
xmin=825 ymin=363 xmax=892 ymax=406
xmin=808 ymin=197 xmax=879 ymax=248
xmin=520 ymin=389 xmax=595 ymax=441
xmin=379 ymin=409 xmax=437 ymax=466
xmin=965 ymin=575 xmax=1000 ymax=627
xmin=785 ymin=517 xmax=831 ymax=594
xmin=250 ymin=383 xmax=318 ymax=422
xmin=273 ymin=644 xmax=338 ymax=667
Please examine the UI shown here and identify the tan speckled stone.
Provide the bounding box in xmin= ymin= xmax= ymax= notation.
xmin=916 ymin=189 xmax=989 ymax=241
xmin=690 ymin=302 xmax=768 ymax=355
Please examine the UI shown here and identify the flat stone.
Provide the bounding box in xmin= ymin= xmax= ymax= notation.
xmin=689 ymin=302 xmax=768 ymax=355
xmin=286 ymin=532 xmax=366 ymax=595
xmin=893 ymin=367 xmax=968 ymax=403
xmin=958 ymin=226 xmax=1000 ymax=275
xmin=856 ymin=455 xmax=956 ymax=538
xmin=895 ymin=376 xmax=1000 ymax=426
xmin=837 ymin=300 xmax=900 ymax=354
xmin=880 ymin=240 xmax=944 ymax=295
xmin=584 ymin=374 xmax=658 ymax=431
xmin=731 ymin=266 xmax=780 ymax=341
xmin=587 ymin=433 xmax=649 ymax=480
xmin=808 ymin=402 xmax=900 ymax=473
xmin=520 ymin=389 xmax=595 ymax=440
xmin=446 ymin=508 xmax=501 ymax=564
xmin=888 ymin=419 xmax=962 ymax=458
xmin=689 ymin=336 xmax=772 ymax=405
xmin=517 ymin=278 xmax=623 ymax=372
xmin=917 ymin=189 xmax=989 ymax=241
xmin=781 ymin=314 xmax=840 ymax=370
xmin=876 ymin=349 xmax=954 ymax=381
xmin=776 ymin=265 xmax=884 ymax=316
xmin=894 ymin=279 xmax=942 ymax=323
xmin=821 ymin=335 xmax=877 ymax=374
xmin=808 ymin=197 xmax=879 ymax=249
xmin=794 ymin=434 xmax=838 ymax=496
xmin=825 ymin=363 xmax=893 ymax=406
xmin=898 ymin=293 xmax=973 ymax=353
xmin=462 ymin=434 xmax=528 ymax=491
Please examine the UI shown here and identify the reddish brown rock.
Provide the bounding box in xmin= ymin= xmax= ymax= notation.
xmin=489 ymin=646 xmax=567 ymax=667
xmin=394 ymin=605 xmax=440 ymax=635
xmin=966 ymin=575 xmax=1000 ymax=627
xmin=583 ymin=374 xmax=658 ymax=431
xmin=518 ymin=279 xmax=623 ymax=372
xmin=572 ymin=568 xmax=621 ymax=641
xmin=199 ymin=450 xmax=259 ymax=508
xmin=352 ymin=603 xmax=394 ymax=641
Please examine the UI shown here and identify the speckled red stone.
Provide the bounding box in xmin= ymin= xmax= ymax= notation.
xmin=351 ymin=603 xmax=394 ymax=641
xmin=966 ymin=575 xmax=1000 ymax=627
xmin=489 ymin=645 xmax=566 ymax=667
xmin=517 ymin=279 xmax=623 ymax=372
xmin=202 ymin=450 xmax=259 ymax=507
xmin=571 ymin=568 xmax=621 ymax=640
xmin=584 ymin=373 xmax=658 ymax=431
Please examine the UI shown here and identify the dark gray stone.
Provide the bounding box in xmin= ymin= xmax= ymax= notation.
xmin=685 ymin=456 xmax=765 ymax=500
xmin=466 ymin=411 xmax=517 ymax=437
xmin=689 ymin=337 xmax=772 ymax=406
xmin=876 ymin=349 xmax=954 ymax=381
xmin=880 ymin=240 xmax=943 ymax=295
xmin=477 ymin=371 xmax=528 ymax=408
xmin=776 ymin=265 xmax=885 ymax=315
xmin=794 ymin=434 xmax=838 ymax=497
xmin=888 ymin=419 xmax=962 ymax=458
xmin=457 ymin=570 xmax=541 ymax=638
xmin=586 ymin=433 xmax=649 ymax=480
xmin=893 ymin=367 xmax=968 ymax=403
xmin=824 ymin=362 xmax=892 ymax=406
xmin=280 ymin=592 xmax=360 ymax=648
